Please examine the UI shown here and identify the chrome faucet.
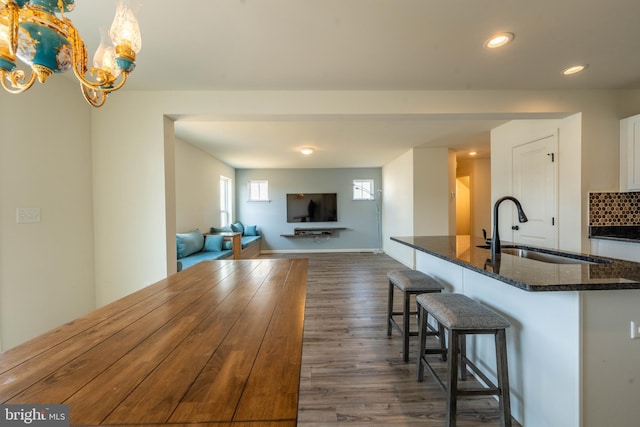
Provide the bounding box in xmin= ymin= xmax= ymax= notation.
xmin=491 ymin=196 xmax=528 ymax=258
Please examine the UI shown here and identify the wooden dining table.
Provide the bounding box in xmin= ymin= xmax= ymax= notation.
xmin=0 ymin=258 xmax=308 ymax=426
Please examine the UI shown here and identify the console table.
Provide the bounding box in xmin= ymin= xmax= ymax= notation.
xmin=0 ymin=258 xmax=308 ymax=426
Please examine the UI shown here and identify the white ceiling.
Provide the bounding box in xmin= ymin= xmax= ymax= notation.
xmin=69 ymin=0 xmax=640 ymax=168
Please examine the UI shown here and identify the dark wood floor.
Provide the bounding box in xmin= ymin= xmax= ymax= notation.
xmin=262 ymin=252 xmax=521 ymax=426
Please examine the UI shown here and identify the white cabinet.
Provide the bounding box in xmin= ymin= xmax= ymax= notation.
xmin=620 ymin=114 xmax=640 ymax=191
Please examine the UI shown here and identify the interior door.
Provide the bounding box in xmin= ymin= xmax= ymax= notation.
xmin=511 ymin=133 xmax=558 ymax=249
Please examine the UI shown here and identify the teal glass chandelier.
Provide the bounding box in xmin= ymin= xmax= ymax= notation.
xmin=0 ymin=0 xmax=141 ymax=107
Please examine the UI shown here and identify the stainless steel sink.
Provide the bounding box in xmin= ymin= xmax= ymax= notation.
xmin=476 ymin=245 xmax=612 ymax=265
xmin=500 ymin=248 xmax=593 ymax=264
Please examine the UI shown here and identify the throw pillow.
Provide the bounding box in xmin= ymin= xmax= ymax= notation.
xmin=176 ymin=229 xmax=204 ymax=259
xmin=230 ymin=221 xmax=244 ymax=234
xmin=204 ymin=234 xmax=224 ymax=252
xmin=211 ymin=226 xmax=232 ymax=233
xmin=244 ymin=225 xmax=258 ymax=236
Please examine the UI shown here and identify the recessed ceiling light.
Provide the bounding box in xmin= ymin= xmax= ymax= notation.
xmin=562 ymin=64 xmax=589 ymax=75
xmin=484 ymin=32 xmax=514 ymax=49
xmin=300 ymin=147 xmax=314 ymax=155
xmin=469 ymin=151 xmax=477 ymax=156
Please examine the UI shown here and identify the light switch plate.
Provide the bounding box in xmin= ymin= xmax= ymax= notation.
xmin=16 ymin=208 xmax=41 ymax=223
xmin=631 ymin=321 xmax=640 ymax=340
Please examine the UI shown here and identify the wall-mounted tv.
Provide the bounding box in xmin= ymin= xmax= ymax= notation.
xmin=286 ymin=193 xmax=337 ymax=223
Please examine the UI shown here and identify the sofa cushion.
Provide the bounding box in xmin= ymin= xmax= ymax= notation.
xmin=230 ymin=221 xmax=244 ymax=234
xmin=240 ymin=235 xmax=262 ymax=249
xmin=176 ymin=229 xmax=204 ymax=259
xmin=204 ymin=234 xmax=224 ymax=252
xmin=223 ymin=240 xmax=232 ymax=250
xmin=244 ymin=225 xmax=258 ymax=236
xmin=179 ymin=249 xmax=233 ymax=270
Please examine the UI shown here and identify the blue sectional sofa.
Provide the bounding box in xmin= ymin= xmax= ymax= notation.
xmin=176 ymin=228 xmax=233 ymax=272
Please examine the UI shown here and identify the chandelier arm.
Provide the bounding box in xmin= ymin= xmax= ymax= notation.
xmin=1 ymin=68 xmax=37 ymax=93
xmin=97 ymin=69 xmax=129 ymax=92
xmin=75 ymin=68 xmax=129 ymax=107
xmin=63 ymin=18 xmax=127 ymax=94
xmin=81 ymin=83 xmax=107 ymax=108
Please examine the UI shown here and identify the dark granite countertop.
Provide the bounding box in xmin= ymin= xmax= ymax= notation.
xmin=391 ymin=235 xmax=640 ymax=292
xmin=589 ymin=226 xmax=640 ymax=242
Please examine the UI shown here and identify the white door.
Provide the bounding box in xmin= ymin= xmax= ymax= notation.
xmin=511 ymin=133 xmax=558 ymax=249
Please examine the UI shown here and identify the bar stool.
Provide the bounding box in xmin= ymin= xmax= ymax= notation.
xmin=416 ymin=293 xmax=511 ymax=427
xmin=387 ymin=269 xmax=445 ymax=362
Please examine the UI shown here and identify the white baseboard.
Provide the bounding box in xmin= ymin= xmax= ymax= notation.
xmin=261 ymin=248 xmax=384 ymax=254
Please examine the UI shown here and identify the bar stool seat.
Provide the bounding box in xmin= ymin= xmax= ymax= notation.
xmin=416 ymin=293 xmax=512 ymax=427
xmin=387 ymin=269 xmax=444 ymax=362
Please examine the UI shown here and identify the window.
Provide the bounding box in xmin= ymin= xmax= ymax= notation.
xmin=248 ymin=180 xmax=269 ymax=201
xmin=353 ymin=179 xmax=375 ymax=200
xmin=220 ymin=176 xmax=232 ymax=226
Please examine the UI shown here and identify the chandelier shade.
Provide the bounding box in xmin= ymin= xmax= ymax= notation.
xmin=0 ymin=0 xmax=141 ymax=107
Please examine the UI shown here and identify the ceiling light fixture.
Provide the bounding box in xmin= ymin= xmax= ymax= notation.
xmin=484 ymin=32 xmax=514 ymax=49
xmin=469 ymin=151 xmax=477 ymax=156
xmin=300 ymin=147 xmax=314 ymax=155
xmin=0 ymin=0 xmax=142 ymax=107
xmin=562 ymin=64 xmax=588 ymax=76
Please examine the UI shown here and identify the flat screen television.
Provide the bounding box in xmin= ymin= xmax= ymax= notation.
xmin=286 ymin=193 xmax=337 ymax=223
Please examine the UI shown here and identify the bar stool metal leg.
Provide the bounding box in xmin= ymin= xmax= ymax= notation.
xmin=403 ymin=290 xmax=411 ymax=361
xmin=387 ymin=280 xmax=394 ymax=337
xmin=416 ymin=306 xmax=448 ymax=382
xmin=416 ymin=305 xmax=427 ymax=381
xmin=459 ymin=333 xmax=467 ymax=381
xmin=446 ymin=329 xmax=460 ymax=427
xmin=496 ymin=329 xmax=512 ymax=427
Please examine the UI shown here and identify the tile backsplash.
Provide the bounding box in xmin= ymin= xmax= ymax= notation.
xmin=589 ymin=192 xmax=640 ymax=226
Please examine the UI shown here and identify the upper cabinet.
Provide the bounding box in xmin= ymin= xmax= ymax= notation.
xmin=620 ymin=114 xmax=640 ymax=192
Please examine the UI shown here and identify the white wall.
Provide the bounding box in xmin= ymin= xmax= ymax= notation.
xmin=413 ymin=147 xmax=456 ymax=236
xmin=382 ymin=150 xmax=415 ymax=267
xmin=175 ymin=138 xmax=235 ymax=234
xmin=0 ymin=79 xmax=95 ymax=350
xmin=163 ymin=117 xmax=177 ymax=276
xmin=618 ymin=91 xmax=640 ymax=119
xmin=92 ymin=97 xmax=176 ymax=307
xmin=558 ymin=114 xmax=583 ymax=251
xmin=491 ymin=114 xmax=583 ymax=252
xmin=236 ymin=168 xmax=381 ymax=251
xmin=579 ymin=98 xmax=621 ymax=252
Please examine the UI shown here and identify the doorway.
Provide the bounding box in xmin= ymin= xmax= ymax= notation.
xmin=455 ymin=157 xmax=492 ymax=238
xmin=456 ymin=176 xmax=471 ymax=235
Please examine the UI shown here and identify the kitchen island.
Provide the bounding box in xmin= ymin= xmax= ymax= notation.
xmin=392 ymin=235 xmax=640 ymax=427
